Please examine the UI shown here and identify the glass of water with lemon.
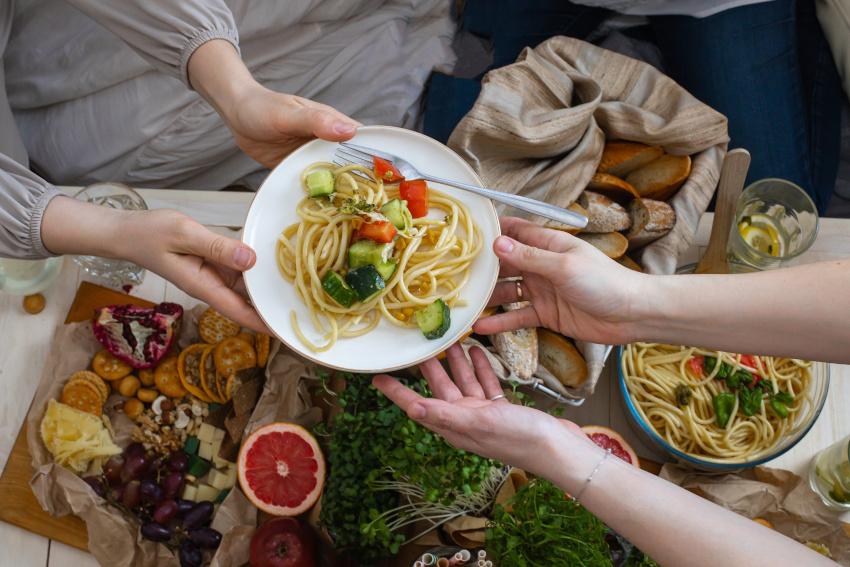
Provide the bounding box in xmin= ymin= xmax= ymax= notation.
xmin=728 ymin=178 xmax=819 ymax=271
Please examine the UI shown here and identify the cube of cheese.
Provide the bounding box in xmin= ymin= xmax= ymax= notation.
xmin=195 ymin=483 xmax=219 ymax=503
xmin=182 ymin=484 xmax=198 ymax=502
xmin=211 ymin=438 xmax=223 ymax=459
xmin=197 ymin=423 xmax=216 ymax=443
xmin=212 ymin=427 xmax=225 ymax=442
xmin=198 ymin=441 xmax=214 ymax=461
xmin=212 ymin=455 xmax=230 ymax=469
xmin=223 ymin=466 xmax=237 ymax=489
xmin=208 ymin=468 xmax=230 ymax=490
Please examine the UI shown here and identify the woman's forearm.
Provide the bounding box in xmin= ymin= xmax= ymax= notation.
xmin=635 ymin=260 xmax=850 ymax=363
xmin=542 ymin=434 xmax=833 ymax=567
xmin=186 ymin=38 xmax=257 ymax=126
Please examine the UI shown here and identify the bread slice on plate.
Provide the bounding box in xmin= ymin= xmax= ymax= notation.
xmin=626 ymin=198 xmax=676 ymax=249
xmin=538 ymin=329 xmax=588 ymax=389
xmin=492 ymin=301 xmax=537 ymax=380
xmin=587 ymin=173 xmax=641 ymax=204
xmin=578 ymin=191 xmax=631 ymax=233
xmin=625 ymin=154 xmax=692 ymax=201
xmin=597 ymin=141 xmax=664 ymax=178
xmin=544 ymin=202 xmax=588 ymax=235
xmin=578 ymin=232 xmax=628 ymax=259
xmin=617 ymin=255 xmax=643 ymax=272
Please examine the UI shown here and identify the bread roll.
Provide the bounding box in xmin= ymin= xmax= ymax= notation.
xmin=625 ymin=154 xmax=691 ymax=201
xmin=578 ymin=191 xmax=631 ymax=233
xmin=538 ymin=329 xmax=587 ymax=388
xmin=544 ymin=202 xmax=587 ymax=235
xmin=492 ymin=301 xmax=537 ymax=380
xmin=626 ymin=198 xmax=676 ymax=249
xmin=598 ymin=141 xmax=664 ymax=178
xmin=578 ymin=232 xmax=628 ymax=259
xmin=587 ymin=173 xmax=640 ymax=204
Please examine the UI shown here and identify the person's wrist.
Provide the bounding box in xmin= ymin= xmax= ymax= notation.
xmin=533 ymin=420 xmax=602 ymax=493
xmin=187 ymin=39 xmax=261 ymax=127
xmin=620 ymin=273 xmax=677 ymax=343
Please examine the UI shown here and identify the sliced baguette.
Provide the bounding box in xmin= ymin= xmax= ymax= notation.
xmin=492 ymin=301 xmax=537 ymax=380
xmin=625 ymin=154 xmax=691 ymax=201
xmin=626 ymin=198 xmax=676 ymax=249
xmin=617 ymin=255 xmax=643 ymax=272
xmin=578 ymin=232 xmax=628 ymax=259
xmin=598 ymin=141 xmax=664 ymax=178
xmin=578 ymin=191 xmax=631 ymax=233
xmin=586 ymin=173 xmax=640 ymax=205
xmin=537 ymin=329 xmax=588 ymax=389
xmin=544 ymin=202 xmax=588 ymax=235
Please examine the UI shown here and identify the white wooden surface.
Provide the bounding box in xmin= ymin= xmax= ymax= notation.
xmin=0 ymin=189 xmax=848 ymax=567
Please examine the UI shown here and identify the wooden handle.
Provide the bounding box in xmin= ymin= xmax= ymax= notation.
xmin=696 ymin=149 xmax=752 ymax=274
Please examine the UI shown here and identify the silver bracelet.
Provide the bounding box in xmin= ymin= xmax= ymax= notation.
xmin=573 ymin=448 xmax=612 ymax=502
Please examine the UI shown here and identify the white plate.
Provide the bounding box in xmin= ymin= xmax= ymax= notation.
xmin=243 ymin=126 xmax=500 ymax=373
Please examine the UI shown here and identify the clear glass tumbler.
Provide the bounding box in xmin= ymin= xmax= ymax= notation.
xmin=727 ymin=178 xmax=819 ymax=271
xmin=810 ymin=435 xmax=850 ymax=511
xmin=0 ymin=256 xmax=63 ymax=295
xmin=73 ymin=182 xmax=147 ymax=287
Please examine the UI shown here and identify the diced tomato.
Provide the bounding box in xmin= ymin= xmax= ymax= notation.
xmin=739 ymin=355 xmax=758 ymax=369
xmin=356 ymin=220 xmax=397 ymax=243
xmin=400 ymin=179 xmax=429 ymax=218
xmin=373 ymin=157 xmax=404 ymax=183
xmin=688 ymin=355 xmax=704 ymax=377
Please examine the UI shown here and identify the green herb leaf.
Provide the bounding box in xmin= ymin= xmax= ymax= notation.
xmin=713 ymin=392 xmax=736 ymax=428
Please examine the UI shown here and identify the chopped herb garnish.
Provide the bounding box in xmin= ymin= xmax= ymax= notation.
xmin=338 ymin=198 xmax=376 ymax=215
xmin=674 ymin=384 xmax=693 ymax=407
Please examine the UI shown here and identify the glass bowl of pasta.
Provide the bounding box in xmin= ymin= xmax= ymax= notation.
xmin=617 ymin=343 xmax=829 ymax=471
xmin=242 ymin=126 xmax=500 ymax=373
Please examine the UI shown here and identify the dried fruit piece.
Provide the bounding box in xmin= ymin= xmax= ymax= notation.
xmin=199 ymin=347 xmax=224 ymax=403
xmin=61 ymin=381 xmax=103 ymax=416
xmin=214 ymin=337 xmax=256 ymax=378
xmin=92 ymin=303 xmax=183 ymax=369
xmin=199 ymin=308 xmax=240 ymax=344
xmin=137 ymin=388 xmax=158 ymax=403
xmin=68 ymin=370 xmax=109 ymax=403
xmin=23 ymin=293 xmax=46 ymax=314
xmin=139 ymin=368 xmax=156 ymax=386
xmin=118 ymin=375 xmax=141 ymax=397
xmin=155 ymin=356 xmax=187 ymax=399
xmin=255 ymin=334 xmax=270 ymax=368
xmin=92 ymin=349 xmax=133 ymax=381
xmin=123 ymin=398 xmax=145 ymax=420
xmin=178 ymin=344 xmax=212 ymax=402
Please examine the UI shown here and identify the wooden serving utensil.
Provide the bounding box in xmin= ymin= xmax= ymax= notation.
xmin=695 ymin=149 xmax=752 ymax=274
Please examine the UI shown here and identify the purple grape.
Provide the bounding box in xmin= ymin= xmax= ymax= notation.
xmin=140 ymin=522 xmax=172 ymax=542
xmin=124 ymin=442 xmax=145 ymax=460
xmin=103 ymin=456 xmax=124 ymax=485
xmin=82 ymin=476 xmax=106 ymax=498
xmin=175 ymin=499 xmax=194 ymax=516
xmin=188 ymin=527 xmax=222 ymax=550
xmin=168 ymin=451 xmax=189 ymax=473
xmin=143 ymin=457 xmax=166 ymax=482
xmin=110 ymin=485 xmax=124 ymax=503
xmin=161 ymin=471 xmax=185 ymax=500
xmin=122 ymin=453 xmax=148 ymax=483
xmin=122 ymin=480 xmax=141 ymax=509
xmin=182 ymin=501 xmax=214 ymax=529
xmin=178 ymin=541 xmax=203 ymax=567
xmin=140 ymin=480 xmax=163 ymax=504
xmin=153 ymin=499 xmax=178 ymax=524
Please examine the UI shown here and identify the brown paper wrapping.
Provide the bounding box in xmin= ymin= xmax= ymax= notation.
xmin=660 ymin=464 xmax=850 ymax=564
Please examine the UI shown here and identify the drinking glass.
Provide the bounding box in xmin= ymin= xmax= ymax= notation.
xmin=73 ymin=182 xmax=147 ymax=287
xmin=0 ymin=256 xmax=63 ymax=295
xmin=727 ymin=178 xmax=819 ymax=271
xmin=810 ymin=435 xmax=850 ymax=511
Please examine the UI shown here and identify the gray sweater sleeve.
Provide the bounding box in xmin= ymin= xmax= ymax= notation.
xmin=0 ymin=152 xmax=61 ymax=259
xmin=65 ymin=0 xmax=240 ymax=87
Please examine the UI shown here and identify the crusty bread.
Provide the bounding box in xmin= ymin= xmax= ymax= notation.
xmin=544 ymin=202 xmax=588 ymax=235
xmin=625 ymin=154 xmax=691 ymax=201
xmin=492 ymin=301 xmax=537 ymax=380
xmin=578 ymin=231 xmax=628 ymax=259
xmin=586 ymin=173 xmax=640 ymax=205
xmin=578 ymin=191 xmax=631 ymax=233
xmin=598 ymin=141 xmax=664 ymax=178
xmin=626 ymin=198 xmax=676 ymax=249
xmin=537 ymin=329 xmax=588 ymax=389
xmin=617 ymin=255 xmax=643 ymax=272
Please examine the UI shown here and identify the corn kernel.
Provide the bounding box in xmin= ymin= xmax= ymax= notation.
xmin=402 ymin=308 xmax=414 ymax=317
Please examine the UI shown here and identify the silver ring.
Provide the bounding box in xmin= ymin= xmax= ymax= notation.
xmin=516 ymin=280 xmax=523 ymax=301
xmin=489 ymin=393 xmax=507 ymax=402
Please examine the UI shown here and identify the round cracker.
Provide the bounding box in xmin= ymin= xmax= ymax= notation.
xmin=199 ymin=347 xmax=224 ymax=403
xmin=214 ymin=337 xmax=256 ymax=377
xmin=199 ymin=308 xmax=241 ymax=344
xmin=255 ymin=334 xmax=270 ymax=368
xmin=92 ymin=349 xmax=133 ymax=381
xmin=69 ymin=370 xmax=109 ymax=403
xmin=61 ymin=381 xmax=103 ymax=416
xmin=177 ymin=345 xmax=212 ymax=402
xmin=154 ymin=356 xmax=187 ymax=399
xmin=235 ymin=332 xmax=255 ymax=347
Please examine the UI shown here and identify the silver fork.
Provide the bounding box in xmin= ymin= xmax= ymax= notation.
xmin=334 ymin=142 xmax=588 ymax=229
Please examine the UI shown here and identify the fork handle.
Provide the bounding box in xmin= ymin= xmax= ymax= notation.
xmin=423 ymin=174 xmax=588 ymax=229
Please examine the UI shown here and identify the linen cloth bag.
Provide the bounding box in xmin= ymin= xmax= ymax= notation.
xmin=449 ymin=36 xmax=729 ymax=397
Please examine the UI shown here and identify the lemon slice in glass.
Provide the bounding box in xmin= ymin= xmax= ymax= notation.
xmin=739 ymin=223 xmax=782 ymax=256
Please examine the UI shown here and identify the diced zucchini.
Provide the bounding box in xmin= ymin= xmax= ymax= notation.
xmin=322 ymin=271 xmax=357 ymax=307
xmin=348 ymin=240 xmax=393 ymax=270
xmin=380 ymin=199 xmax=410 ymax=230
xmin=374 ymin=258 xmax=398 ymax=281
xmin=305 ymin=169 xmax=335 ymax=197
xmin=345 ymin=265 xmax=386 ymax=300
xmin=187 ymin=454 xmax=212 ymax=478
xmin=183 ymin=436 xmax=200 ymax=455
xmin=214 ymin=488 xmax=230 ymax=504
xmin=415 ymin=299 xmax=451 ymax=340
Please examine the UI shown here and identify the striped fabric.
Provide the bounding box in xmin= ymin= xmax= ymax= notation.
xmin=449 ymin=36 xmax=730 ymax=396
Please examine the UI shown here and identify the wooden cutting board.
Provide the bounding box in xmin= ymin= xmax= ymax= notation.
xmin=0 ymin=282 xmax=154 ymax=551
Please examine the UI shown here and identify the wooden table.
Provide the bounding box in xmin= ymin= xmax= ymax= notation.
xmin=1 ymin=188 xmax=848 ymax=566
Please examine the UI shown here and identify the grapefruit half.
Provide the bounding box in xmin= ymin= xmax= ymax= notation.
xmin=238 ymin=422 xmax=326 ymax=516
xmin=581 ymin=425 xmax=640 ymax=468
